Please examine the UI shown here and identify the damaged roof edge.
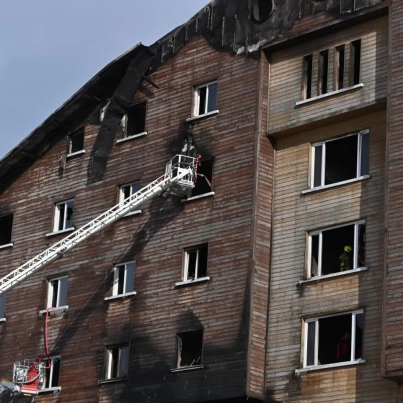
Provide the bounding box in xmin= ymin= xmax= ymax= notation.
xmin=0 ymin=42 xmax=144 ymax=166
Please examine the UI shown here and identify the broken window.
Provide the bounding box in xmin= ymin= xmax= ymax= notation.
xmin=302 ymin=54 xmax=313 ymax=100
xmin=335 ymin=45 xmax=345 ymax=90
xmin=0 ymin=295 xmax=5 ymax=319
xmin=318 ymin=50 xmax=329 ymax=95
xmin=191 ymin=159 xmax=213 ymax=197
xmin=120 ymin=182 xmax=141 ymax=214
xmin=177 ymin=330 xmax=203 ymax=368
xmin=184 ymin=245 xmax=208 ymax=281
xmin=0 ymin=214 xmax=13 ymax=246
xmin=350 ymin=40 xmax=361 ymax=86
xmin=194 ymin=81 xmax=218 ymax=116
xmin=121 ymin=103 xmax=147 ymax=138
xmin=113 ymin=262 xmax=135 ymax=296
xmin=105 ymin=345 xmax=129 ymax=379
xmin=311 ymin=130 xmax=369 ymax=189
xmin=67 ymin=128 xmax=84 ymax=155
xmin=47 ymin=276 xmax=68 ymax=308
xmin=308 ymin=221 xmax=366 ymax=278
xmin=304 ymin=310 xmax=364 ymax=368
xmin=54 ymin=200 xmax=74 ymax=232
xmin=42 ymin=357 xmax=61 ymax=389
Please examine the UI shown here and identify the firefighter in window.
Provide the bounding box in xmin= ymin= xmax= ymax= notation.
xmin=339 ymin=245 xmax=353 ymax=272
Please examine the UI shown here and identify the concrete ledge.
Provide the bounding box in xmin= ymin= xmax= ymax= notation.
xmin=0 ymin=243 xmax=13 ymax=250
xmin=116 ymin=132 xmax=147 ymax=143
xmin=104 ymin=292 xmax=137 ymax=301
xmin=46 ymin=228 xmax=75 ymax=237
xmin=182 ymin=192 xmax=215 ymax=203
xmin=175 ymin=277 xmax=210 ymax=288
xmin=39 ymin=306 xmax=69 ymax=318
xmin=186 ymin=110 xmax=219 ymax=122
xmin=295 ymin=359 xmax=366 ymax=376
xmin=298 ymin=267 xmax=368 ymax=286
xmin=98 ymin=377 xmax=129 ymax=385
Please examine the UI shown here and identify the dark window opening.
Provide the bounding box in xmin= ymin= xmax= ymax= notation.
xmin=310 ymin=223 xmax=365 ymax=277
xmin=0 ymin=214 xmax=13 ymax=246
xmin=253 ymin=0 xmax=275 ymax=22
xmin=317 ymin=314 xmax=362 ymax=365
xmin=192 ymin=160 xmax=213 ymax=197
xmin=44 ymin=358 xmax=61 ymax=389
xmin=178 ymin=330 xmax=203 ymax=367
xmin=318 ymin=50 xmax=329 ymax=95
xmin=350 ymin=40 xmax=361 ymax=86
xmin=68 ymin=128 xmax=84 ymax=154
xmin=335 ymin=45 xmax=345 ymax=90
xmin=185 ymin=245 xmax=208 ymax=281
xmin=51 ymin=281 xmax=59 ymax=308
xmin=325 ymin=135 xmax=357 ymax=185
xmin=302 ymin=55 xmax=313 ymax=100
xmin=117 ymin=267 xmax=125 ymax=295
xmin=105 ymin=345 xmax=129 ymax=379
xmin=126 ymin=103 xmax=146 ymax=137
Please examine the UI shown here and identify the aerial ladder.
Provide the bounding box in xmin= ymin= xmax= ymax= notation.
xmin=0 ymin=154 xmax=200 ymax=401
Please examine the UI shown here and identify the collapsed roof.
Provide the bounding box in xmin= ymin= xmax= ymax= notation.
xmin=0 ymin=0 xmax=386 ymax=191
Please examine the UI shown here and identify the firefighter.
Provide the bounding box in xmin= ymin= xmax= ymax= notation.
xmin=337 ymin=332 xmax=351 ymax=362
xmin=339 ymin=245 xmax=353 ymax=272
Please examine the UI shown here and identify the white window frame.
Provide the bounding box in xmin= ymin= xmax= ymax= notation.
xmin=112 ymin=262 xmax=136 ymax=297
xmin=40 ymin=356 xmax=61 ymax=391
xmin=183 ymin=245 xmax=208 ymax=282
xmin=105 ymin=345 xmax=130 ymax=380
xmin=302 ymin=309 xmax=364 ymax=369
xmin=310 ymin=130 xmax=369 ymax=190
xmin=53 ymin=200 xmax=74 ymax=232
xmin=119 ymin=183 xmax=141 ymax=216
xmin=307 ymin=220 xmax=366 ymax=279
xmin=47 ymin=276 xmax=68 ymax=309
xmin=193 ymin=81 xmax=218 ymax=117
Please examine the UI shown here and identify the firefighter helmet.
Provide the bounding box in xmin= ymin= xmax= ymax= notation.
xmin=344 ymin=245 xmax=352 ymax=252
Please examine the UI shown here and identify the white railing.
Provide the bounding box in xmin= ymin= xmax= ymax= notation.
xmin=0 ymin=157 xmax=195 ymax=295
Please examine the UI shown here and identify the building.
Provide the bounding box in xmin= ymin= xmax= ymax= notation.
xmin=0 ymin=0 xmax=403 ymax=401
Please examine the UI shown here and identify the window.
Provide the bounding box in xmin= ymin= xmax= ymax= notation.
xmin=191 ymin=159 xmax=213 ymax=198
xmin=0 ymin=295 xmax=5 ymax=319
xmin=177 ymin=330 xmax=203 ymax=368
xmin=303 ymin=310 xmax=364 ymax=368
xmin=67 ymin=128 xmax=84 ymax=155
xmin=113 ymin=262 xmax=135 ymax=296
xmin=335 ymin=45 xmax=345 ymax=90
xmin=194 ymin=81 xmax=218 ymax=116
xmin=120 ymin=183 xmax=141 ymax=215
xmin=42 ymin=357 xmax=61 ymax=389
xmin=47 ymin=277 xmax=68 ymax=308
xmin=183 ymin=245 xmax=208 ymax=281
xmin=0 ymin=214 xmax=13 ymax=246
xmin=311 ymin=130 xmax=369 ymax=189
xmin=350 ymin=40 xmax=361 ymax=86
xmin=318 ymin=50 xmax=329 ymax=95
xmin=308 ymin=221 xmax=366 ymax=278
xmin=53 ymin=200 xmax=74 ymax=232
xmin=121 ymin=103 xmax=146 ymax=138
xmin=105 ymin=345 xmax=129 ymax=379
xmin=302 ymin=54 xmax=313 ymax=100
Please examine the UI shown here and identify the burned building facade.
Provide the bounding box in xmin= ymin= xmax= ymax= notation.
xmin=0 ymin=0 xmax=402 ymax=402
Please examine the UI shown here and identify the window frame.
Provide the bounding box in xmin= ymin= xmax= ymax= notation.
xmin=112 ymin=261 xmax=136 ymax=297
xmin=67 ymin=128 xmax=85 ymax=156
xmin=47 ymin=276 xmax=68 ymax=309
xmin=53 ymin=200 xmax=74 ymax=232
xmin=183 ymin=245 xmax=208 ymax=282
xmin=302 ymin=309 xmax=364 ymax=369
xmin=176 ymin=330 xmax=204 ymax=369
xmin=306 ymin=220 xmax=366 ymax=279
xmin=104 ymin=344 xmax=130 ymax=380
xmin=0 ymin=295 xmax=6 ymax=321
xmin=40 ymin=356 xmax=61 ymax=391
xmin=120 ymin=102 xmax=147 ymax=140
xmin=119 ymin=182 xmax=141 ymax=216
xmin=310 ymin=130 xmax=369 ymax=190
xmin=193 ymin=81 xmax=218 ymax=117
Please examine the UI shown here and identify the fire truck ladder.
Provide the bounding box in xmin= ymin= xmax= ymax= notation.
xmin=0 ymin=155 xmax=198 ymax=297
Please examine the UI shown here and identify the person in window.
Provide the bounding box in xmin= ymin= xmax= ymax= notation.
xmin=339 ymin=245 xmax=353 ymax=271
xmin=337 ymin=332 xmax=351 ymax=362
